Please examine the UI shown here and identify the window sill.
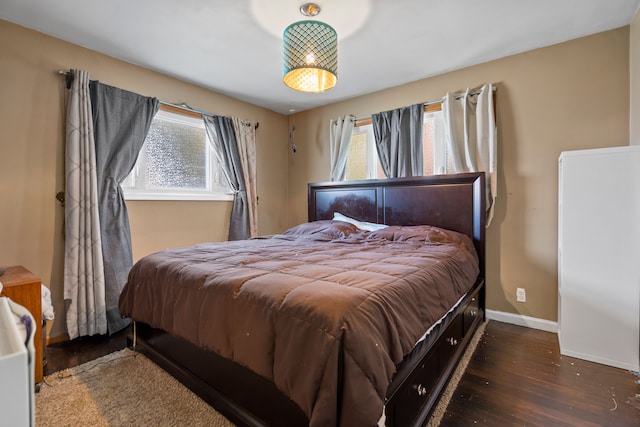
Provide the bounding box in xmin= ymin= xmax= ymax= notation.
xmin=124 ymin=192 xmax=234 ymax=202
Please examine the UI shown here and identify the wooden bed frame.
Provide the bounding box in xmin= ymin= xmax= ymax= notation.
xmin=128 ymin=172 xmax=486 ymax=427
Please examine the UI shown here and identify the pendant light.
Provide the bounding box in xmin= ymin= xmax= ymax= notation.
xmin=283 ymin=3 xmax=337 ymax=93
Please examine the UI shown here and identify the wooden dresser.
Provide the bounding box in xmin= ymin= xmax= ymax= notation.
xmin=0 ymin=266 xmax=43 ymax=383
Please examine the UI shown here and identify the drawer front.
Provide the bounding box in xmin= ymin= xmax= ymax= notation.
xmin=438 ymin=313 xmax=464 ymax=368
xmin=463 ymin=294 xmax=481 ymax=335
xmin=390 ymin=350 xmax=440 ymax=427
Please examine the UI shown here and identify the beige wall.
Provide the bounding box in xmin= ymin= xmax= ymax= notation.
xmin=288 ymin=28 xmax=630 ymax=322
xmin=630 ymin=8 xmax=640 ymax=145
xmin=0 ymin=20 xmax=289 ymax=339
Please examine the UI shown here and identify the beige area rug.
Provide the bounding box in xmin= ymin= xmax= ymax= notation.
xmin=36 ymin=349 xmax=234 ymax=427
xmin=36 ymin=321 xmax=487 ymax=426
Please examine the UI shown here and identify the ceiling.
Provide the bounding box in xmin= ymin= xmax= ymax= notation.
xmin=1 ymin=0 xmax=639 ymax=115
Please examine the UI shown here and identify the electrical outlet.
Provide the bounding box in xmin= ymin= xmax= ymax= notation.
xmin=516 ymin=288 xmax=526 ymax=303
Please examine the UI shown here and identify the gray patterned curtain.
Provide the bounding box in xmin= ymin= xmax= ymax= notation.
xmin=371 ymin=104 xmax=424 ymax=178
xmin=90 ymin=81 xmax=158 ymax=334
xmin=203 ymin=115 xmax=249 ymax=240
xmin=232 ymin=118 xmax=258 ymax=237
xmin=64 ymin=70 xmax=107 ymax=339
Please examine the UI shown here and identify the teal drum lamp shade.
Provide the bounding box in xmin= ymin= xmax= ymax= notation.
xmin=283 ymin=19 xmax=338 ymax=92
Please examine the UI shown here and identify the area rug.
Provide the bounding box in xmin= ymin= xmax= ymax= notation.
xmin=35 ymin=349 xmax=234 ymax=426
xmin=35 ymin=321 xmax=487 ymax=426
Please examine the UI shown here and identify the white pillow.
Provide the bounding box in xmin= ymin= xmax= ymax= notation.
xmin=333 ymin=212 xmax=388 ymax=232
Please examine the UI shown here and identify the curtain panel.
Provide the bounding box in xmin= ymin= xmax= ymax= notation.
xmin=372 ymin=104 xmax=424 ymax=178
xmin=232 ymin=118 xmax=258 ymax=238
xmin=90 ymin=81 xmax=159 ymax=334
xmin=442 ymin=83 xmax=497 ymax=225
xmin=329 ymin=116 xmax=355 ymax=181
xmin=203 ymin=115 xmax=250 ymax=241
xmin=64 ymin=70 xmax=107 ymax=339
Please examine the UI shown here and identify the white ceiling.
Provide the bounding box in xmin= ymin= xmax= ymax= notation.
xmin=1 ymin=0 xmax=639 ymax=115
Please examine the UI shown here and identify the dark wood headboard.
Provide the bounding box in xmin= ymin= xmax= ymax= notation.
xmin=308 ymin=172 xmax=486 ymax=277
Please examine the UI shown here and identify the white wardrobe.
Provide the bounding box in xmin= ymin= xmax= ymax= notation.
xmin=558 ymin=145 xmax=640 ymax=372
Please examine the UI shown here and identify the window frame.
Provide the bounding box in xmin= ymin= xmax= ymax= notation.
xmin=122 ymin=104 xmax=234 ymax=202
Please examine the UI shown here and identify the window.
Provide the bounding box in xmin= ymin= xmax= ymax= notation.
xmin=346 ymin=107 xmax=455 ymax=180
xmin=122 ymin=107 xmax=233 ymax=201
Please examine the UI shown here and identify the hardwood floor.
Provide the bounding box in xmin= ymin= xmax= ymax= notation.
xmin=440 ymin=321 xmax=640 ymax=427
xmin=43 ymin=326 xmax=128 ymax=376
xmin=42 ymin=321 xmax=639 ymax=426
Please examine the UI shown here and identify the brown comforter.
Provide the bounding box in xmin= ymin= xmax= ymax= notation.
xmin=119 ymin=221 xmax=480 ymax=427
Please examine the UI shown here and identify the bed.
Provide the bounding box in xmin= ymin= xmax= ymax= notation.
xmin=119 ymin=172 xmax=486 ymax=427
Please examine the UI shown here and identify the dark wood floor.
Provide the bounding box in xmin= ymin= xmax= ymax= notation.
xmin=43 ymin=321 xmax=639 ymax=426
xmin=43 ymin=326 xmax=128 ymax=376
xmin=440 ymin=321 xmax=639 ymax=427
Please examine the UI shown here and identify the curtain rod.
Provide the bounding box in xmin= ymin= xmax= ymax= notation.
xmin=354 ymin=85 xmax=496 ymax=122
xmin=58 ymin=70 xmax=258 ymax=129
xmin=160 ymin=100 xmax=218 ymax=118
xmin=160 ymin=101 xmax=259 ymax=129
xmin=160 ymin=101 xmax=260 ymax=129
xmin=58 ymin=69 xmax=74 ymax=88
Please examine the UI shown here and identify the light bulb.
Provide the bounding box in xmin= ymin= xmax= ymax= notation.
xmin=305 ymin=53 xmax=316 ymax=64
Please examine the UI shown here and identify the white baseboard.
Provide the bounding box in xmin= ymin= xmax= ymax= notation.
xmin=486 ymin=309 xmax=558 ymax=333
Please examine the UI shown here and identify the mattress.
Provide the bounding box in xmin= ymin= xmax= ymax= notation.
xmin=119 ymin=220 xmax=480 ymax=426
